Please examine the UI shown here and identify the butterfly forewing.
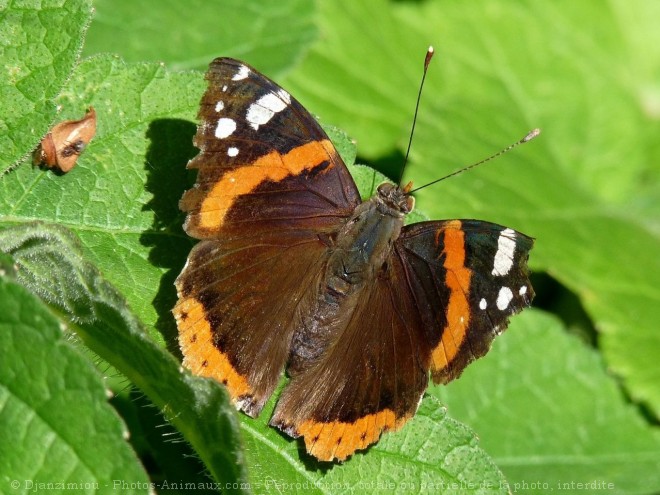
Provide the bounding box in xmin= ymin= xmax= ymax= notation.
xmin=398 ymin=220 xmax=534 ymax=384
xmin=175 ymin=58 xmax=361 ymax=417
xmin=181 ymin=57 xmax=361 ymax=241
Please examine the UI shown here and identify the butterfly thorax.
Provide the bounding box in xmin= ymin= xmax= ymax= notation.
xmin=324 ymin=183 xmax=413 ymax=297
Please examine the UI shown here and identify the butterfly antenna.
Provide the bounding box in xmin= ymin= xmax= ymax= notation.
xmin=408 ymin=128 xmax=541 ymax=194
xmin=398 ymin=46 xmax=435 ymax=187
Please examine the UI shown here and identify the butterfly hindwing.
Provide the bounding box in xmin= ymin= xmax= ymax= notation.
xmin=270 ymin=248 xmax=434 ymax=461
xmin=175 ymin=58 xmax=361 ymax=416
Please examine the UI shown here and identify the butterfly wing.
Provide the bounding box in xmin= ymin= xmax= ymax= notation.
xmin=398 ymin=219 xmax=534 ymax=383
xmin=270 ymin=219 xmax=533 ymax=461
xmin=180 ymin=58 xmax=361 ymax=240
xmin=174 ymin=58 xmax=361 ymax=416
xmin=270 ymin=250 xmax=432 ymax=461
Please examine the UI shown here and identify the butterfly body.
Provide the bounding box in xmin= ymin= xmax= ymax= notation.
xmin=327 ymin=184 xmax=411 ymax=288
xmin=174 ymin=57 xmax=534 ymax=461
xmin=288 ymin=183 xmax=411 ymax=374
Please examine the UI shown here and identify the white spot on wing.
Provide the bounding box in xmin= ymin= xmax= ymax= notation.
xmin=246 ymin=92 xmax=289 ymax=130
xmin=215 ymin=101 xmax=224 ymax=112
xmin=492 ymin=228 xmax=516 ymax=276
xmin=277 ymin=88 xmax=291 ymax=103
xmin=227 ymin=147 xmax=239 ymax=157
xmin=215 ymin=118 xmax=236 ymax=139
xmin=496 ymin=287 xmax=514 ymax=310
xmin=519 ymin=285 xmax=527 ymax=296
xmin=222 ymin=85 xmax=228 ymax=92
xmin=479 ymin=298 xmax=487 ymax=310
xmin=232 ymin=64 xmax=250 ymax=81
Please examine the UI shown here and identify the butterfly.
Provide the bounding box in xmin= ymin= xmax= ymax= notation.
xmin=173 ymin=57 xmax=534 ymax=462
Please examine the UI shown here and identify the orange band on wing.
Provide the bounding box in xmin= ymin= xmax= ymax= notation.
xmin=431 ymin=221 xmax=471 ymax=372
xmin=195 ymin=139 xmax=335 ymax=230
xmin=296 ymin=409 xmax=408 ymax=461
xmin=174 ymin=296 xmax=252 ymax=400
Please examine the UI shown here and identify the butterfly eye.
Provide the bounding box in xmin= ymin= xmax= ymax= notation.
xmin=376 ymin=182 xmax=394 ymax=195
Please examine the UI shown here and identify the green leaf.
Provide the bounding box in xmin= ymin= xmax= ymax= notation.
xmin=0 ymin=223 xmax=248 ymax=493
xmin=281 ymin=1 xmax=429 ymax=158
xmin=2 ymin=54 xmax=204 ymax=345
xmin=322 ymin=122 xmax=357 ymax=170
xmin=433 ymin=310 xmax=660 ymax=494
xmin=0 ymin=0 xmax=93 ymax=173
xmin=239 ymin=394 xmax=508 ymax=494
xmin=83 ymin=0 xmax=317 ymax=73
xmin=282 ymin=0 xmax=660 ymax=420
xmin=0 ymin=275 xmax=149 ymax=494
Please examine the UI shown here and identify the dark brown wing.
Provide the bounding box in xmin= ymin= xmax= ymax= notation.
xmin=174 ymin=58 xmax=361 ymax=417
xmin=269 ymin=219 xmax=533 ymax=461
xmin=397 ymin=220 xmax=534 ymax=384
xmin=270 ymin=248 xmax=431 ymax=461
xmin=180 ymin=57 xmax=361 ymax=241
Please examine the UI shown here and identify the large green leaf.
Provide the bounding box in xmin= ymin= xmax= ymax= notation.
xmin=83 ymin=0 xmax=317 ymax=74
xmin=0 ymin=276 xmax=149 ymax=495
xmin=1 ymin=54 xmax=202 ymax=346
xmin=435 ymin=310 xmax=660 ymax=494
xmin=0 ymin=0 xmax=93 ymax=173
xmin=0 ymin=222 xmax=246 ymax=491
xmin=0 ymin=222 xmax=248 ymax=492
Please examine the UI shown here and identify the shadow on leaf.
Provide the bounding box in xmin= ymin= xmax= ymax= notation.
xmin=141 ymin=118 xmax=198 ymax=356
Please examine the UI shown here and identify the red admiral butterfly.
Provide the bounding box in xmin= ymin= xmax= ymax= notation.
xmin=174 ymin=54 xmax=535 ymax=461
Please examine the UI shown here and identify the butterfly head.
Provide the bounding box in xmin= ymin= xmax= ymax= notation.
xmin=376 ymin=182 xmax=415 ymax=216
